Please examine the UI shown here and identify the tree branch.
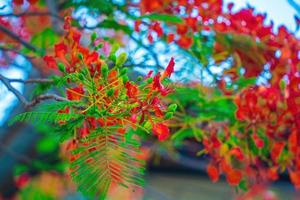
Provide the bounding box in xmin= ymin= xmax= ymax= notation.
xmin=287 ymin=0 xmax=300 ymax=15
xmin=0 ymin=74 xmax=67 ymax=108
xmin=0 ymin=74 xmax=28 ymax=105
xmin=0 ymin=47 xmax=35 ymax=59
xmin=9 ymin=78 xmax=54 ymax=84
xmin=26 ymin=94 xmax=68 ymax=108
xmin=0 ymin=25 xmax=38 ymax=52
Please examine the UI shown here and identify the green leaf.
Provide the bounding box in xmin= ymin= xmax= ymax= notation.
xmin=69 ymin=129 xmax=145 ymax=199
xmin=8 ymin=112 xmax=82 ymax=126
xmin=30 ymin=28 xmax=59 ymax=55
xmin=139 ymin=14 xmax=183 ymax=23
xmin=97 ymin=19 xmax=133 ymax=34
xmin=36 ymin=137 xmax=58 ymax=154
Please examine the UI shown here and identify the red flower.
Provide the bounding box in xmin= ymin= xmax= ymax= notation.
xmin=207 ymin=164 xmax=219 ymax=182
xmin=253 ymin=133 xmax=264 ymax=148
xmin=152 ymin=72 xmax=162 ymax=91
xmin=177 ymin=35 xmax=193 ymax=49
xmin=148 ymin=33 xmax=154 ymax=43
xmin=227 ymin=3 xmax=234 ymax=12
xmin=145 ymin=70 xmax=153 ymax=79
xmin=230 ymin=147 xmax=244 ymax=161
xmin=290 ymin=171 xmax=300 ymax=189
xmin=13 ymin=0 xmax=24 ymax=5
xmin=167 ymin=33 xmax=175 ymax=43
xmin=152 ymin=123 xmax=170 ymax=141
xmin=85 ymin=51 xmax=99 ymax=65
xmin=43 ymin=56 xmax=57 ymax=69
xmin=152 ymin=22 xmax=163 ymax=37
xmin=66 ymin=85 xmax=84 ymax=101
xmin=134 ymin=20 xmax=142 ymax=32
xmin=28 ymin=0 xmax=38 ymax=4
xmin=15 ymin=173 xmax=30 ymax=188
xmin=226 ymin=169 xmax=242 ymax=186
xmin=162 ymin=57 xmax=175 ymax=78
xmin=126 ymin=81 xmax=138 ymax=98
xmin=271 ymin=142 xmax=285 ymax=162
xmin=64 ymin=16 xmax=72 ymax=30
xmin=55 ymin=42 xmax=68 ymax=58
xmin=176 ymin=24 xmax=188 ymax=35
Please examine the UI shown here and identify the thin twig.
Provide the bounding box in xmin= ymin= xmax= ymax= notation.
xmin=287 ymin=0 xmax=300 ymax=15
xmin=0 ymin=73 xmax=28 ymax=105
xmin=9 ymin=78 xmax=54 ymax=84
xmin=26 ymin=94 xmax=68 ymax=108
xmin=0 ymin=24 xmax=38 ymax=52
xmin=0 ymin=74 xmax=67 ymax=108
xmin=129 ymin=35 xmax=163 ymax=70
xmin=0 ymin=47 xmax=35 ymax=59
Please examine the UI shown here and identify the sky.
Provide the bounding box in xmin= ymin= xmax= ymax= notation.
xmin=0 ymin=0 xmax=299 ymax=125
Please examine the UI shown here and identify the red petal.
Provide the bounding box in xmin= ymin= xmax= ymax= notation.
xmin=207 ymin=164 xmax=219 ymax=182
xmin=226 ymin=169 xmax=242 ymax=186
xmin=163 ymin=57 xmax=175 ymax=78
xmin=43 ymin=56 xmax=57 ymax=69
xmin=152 ymin=123 xmax=170 ymax=141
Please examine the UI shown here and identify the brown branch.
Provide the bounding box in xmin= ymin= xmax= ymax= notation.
xmin=0 ymin=74 xmax=67 ymax=108
xmin=0 ymin=73 xmax=28 ymax=105
xmin=0 ymin=24 xmax=38 ymax=52
xmin=9 ymin=78 xmax=54 ymax=84
xmin=0 ymin=47 xmax=36 ymax=59
xmin=26 ymin=94 xmax=68 ymax=108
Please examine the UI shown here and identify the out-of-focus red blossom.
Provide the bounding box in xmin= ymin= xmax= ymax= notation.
xmin=230 ymin=147 xmax=244 ymax=161
xmin=227 ymin=2 xmax=234 ymax=12
xmin=253 ymin=133 xmax=264 ymax=148
xmin=28 ymin=0 xmax=38 ymax=3
xmin=177 ymin=35 xmax=193 ymax=49
xmin=13 ymin=0 xmax=24 ymax=5
xmin=147 ymin=33 xmax=154 ymax=43
xmin=134 ymin=20 xmax=142 ymax=32
xmin=290 ymin=171 xmax=300 ymax=189
xmin=134 ymin=0 xmax=300 ymax=191
xmin=167 ymin=33 xmax=175 ymax=43
xmin=13 ymin=0 xmax=39 ymax=5
xmin=43 ymin=56 xmax=57 ymax=69
xmin=151 ymin=22 xmax=163 ymax=37
xmin=55 ymin=42 xmax=68 ymax=58
xmin=207 ymin=164 xmax=219 ymax=182
xmin=152 ymin=123 xmax=170 ymax=141
xmin=15 ymin=173 xmax=30 ymax=188
xmin=136 ymin=0 xmax=299 ymax=83
xmin=226 ymin=169 xmax=242 ymax=186
xmin=271 ymin=142 xmax=285 ymax=162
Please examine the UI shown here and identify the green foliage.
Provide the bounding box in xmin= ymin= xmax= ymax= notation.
xmin=30 ymin=28 xmax=59 ymax=56
xmin=97 ymin=19 xmax=133 ymax=34
xmin=9 ymin=112 xmax=82 ymax=126
xmin=70 ymin=128 xmax=145 ymax=199
xmin=138 ymin=13 xmax=183 ymax=23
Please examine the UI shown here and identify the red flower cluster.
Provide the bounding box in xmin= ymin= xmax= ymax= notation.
xmin=135 ymin=0 xmax=299 ymax=83
xmin=44 ymin=16 xmax=175 ymax=143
